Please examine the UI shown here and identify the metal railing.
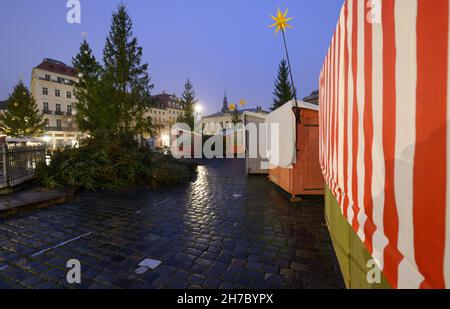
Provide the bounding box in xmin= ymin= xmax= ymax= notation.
xmin=0 ymin=144 xmax=46 ymax=189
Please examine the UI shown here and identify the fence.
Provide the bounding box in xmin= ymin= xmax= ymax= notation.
xmin=0 ymin=144 xmax=46 ymax=189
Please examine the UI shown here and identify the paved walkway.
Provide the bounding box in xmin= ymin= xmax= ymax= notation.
xmin=0 ymin=159 xmax=344 ymax=289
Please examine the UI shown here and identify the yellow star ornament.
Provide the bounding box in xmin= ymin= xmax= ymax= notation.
xmin=269 ymin=8 xmax=294 ymax=34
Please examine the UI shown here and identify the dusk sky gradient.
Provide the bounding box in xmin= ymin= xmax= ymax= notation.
xmin=0 ymin=0 xmax=344 ymax=116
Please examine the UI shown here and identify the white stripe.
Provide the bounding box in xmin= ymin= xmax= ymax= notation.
xmin=371 ymin=0 xmax=388 ymax=271
xmin=334 ymin=23 xmax=340 ymax=197
xmin=346 ymin=0 xmax=355 ymax=225
xmin=31 ymin=232 xmax=92 ymax=257
xmin=394 ymin=0 xmax=423 ymax=289
xmin=332 ymin=20 xmax=339 ymax=198
xmin=445 ymin=0 xmax=450 ymax=289
xmin=338 ymin=8 xmax=346 ymax=211
xmin=356 ymin=0 xmax=367 ymax=241
xmin=329 ymin=38 xmax=335 ymax=185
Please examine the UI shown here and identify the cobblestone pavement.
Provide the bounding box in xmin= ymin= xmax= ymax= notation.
xmin=0 ymin=159 xmax=344 ymax=289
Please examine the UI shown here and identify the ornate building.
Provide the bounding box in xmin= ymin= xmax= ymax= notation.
xmin=202 ymin=93 xmax=269 ymax=135
xmin=146 ymin=92 xmax=185 ymax=148
xmin=30 ymin=58 xmax=85 ymax=149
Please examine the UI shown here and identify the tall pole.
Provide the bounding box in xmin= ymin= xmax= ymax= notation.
xmin=281 ymin=29 xmax=300 ymax=122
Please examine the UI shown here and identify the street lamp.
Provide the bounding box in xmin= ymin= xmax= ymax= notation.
xmin=194 ymin=104 xmax=203 ymax=114
xmin=194 ymin=104 xmax=203 ymax=134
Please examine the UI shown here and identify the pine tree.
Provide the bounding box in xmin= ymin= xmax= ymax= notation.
xmin=72 ymin=39 xmax=109 ymax=135
xmin=230 ymin=104 xmax=241 ymax=125
xmin=272 ymin=59 xmax=295 ymax=111
xmin=177 ymin=79 xmax=197 ymax=130
xmin=103 ymin=4 xmax=154 ymax=135
xmin=0 ymin=81 xmax=44 ymax=137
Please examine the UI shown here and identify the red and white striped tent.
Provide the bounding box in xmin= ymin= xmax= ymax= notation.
xmin=319 ymin=0 xmax=450 ymax=289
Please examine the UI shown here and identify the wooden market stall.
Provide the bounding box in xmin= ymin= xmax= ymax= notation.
xmin=266 ymin=100 xmax=324 ymax=199
xmin=243 ymin=111 xmax=268 ymax=174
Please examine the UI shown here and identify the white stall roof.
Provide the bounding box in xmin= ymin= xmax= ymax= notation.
xmin=242 ymin=111 xmax=267 ymax=120
xmin=266 ymin=100 xmax=317 ymax=169
xmin=289 ymin=99 xmax=319 ymax=111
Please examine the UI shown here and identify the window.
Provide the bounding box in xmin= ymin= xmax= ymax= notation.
xmin=45 ymin=74 xmax=50 ymax=81
xmin=67 ymin=92 xmax=72 ymax=99
xmin=44 ymin=119 xmax=49 ymax=127
xmin=57 ymin=77 xmax=64 ymax=84
xmin=67 ymin=105 xmax=72 ymax=115
xmin=43 ymin=102 xmax=49 ymax=111
xmin=56 ymin=103 xmax=61 ymax=113
xmin=56 ymin=119 xmax=62 ymax=129
xmin=55 ymin=89 xmax=60 ymax=97
xmin=43 ymin=87 xmax=48 ymax=95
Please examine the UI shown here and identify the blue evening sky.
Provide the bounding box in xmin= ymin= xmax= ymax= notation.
xmin=0 ymin=0 xmax=344 ymax=115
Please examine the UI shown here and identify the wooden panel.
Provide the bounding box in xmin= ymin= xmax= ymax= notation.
xmin=305 ymin=125 xmax=324 ymax=190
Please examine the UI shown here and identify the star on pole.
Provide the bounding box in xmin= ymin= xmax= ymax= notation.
xmin=268 ymin=7 xmax=300 ymax=121
xmin=269 ymin=8 xmax=294 ymax=34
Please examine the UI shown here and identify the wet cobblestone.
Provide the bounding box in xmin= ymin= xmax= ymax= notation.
xmin=0 ymin=159 xmax=344 ymax=289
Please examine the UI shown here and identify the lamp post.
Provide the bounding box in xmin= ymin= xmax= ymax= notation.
xmin=194 ymin=104 xmax=203 ymax=134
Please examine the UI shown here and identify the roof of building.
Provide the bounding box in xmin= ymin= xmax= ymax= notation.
xmin=0 ymin=100 xmax=7 ymax=110
xmin=204 ymin=107 xmax=270 ymax=118
xmin=303 ymin=90 xmax=319 ymax=104
xmin=151 ymin=93 xmax=184 ymax=110
xmin=35 ymin=58 xmax=77 ymax=77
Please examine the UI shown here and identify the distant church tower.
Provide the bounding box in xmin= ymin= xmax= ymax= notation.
xmin=221 ymin=91 xmax=230 ymax=113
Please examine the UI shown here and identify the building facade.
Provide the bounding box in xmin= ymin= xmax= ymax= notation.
xmin=146 ymin=92 xmax=185 ymax=148
xmin=30 ymin=58 xmax=84 ymax=148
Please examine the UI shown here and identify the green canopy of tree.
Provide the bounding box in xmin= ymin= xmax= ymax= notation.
xmin=72 ymin=39 xmax=111 ymax=135
xmin=0 ymin=81 xmax=44 ymax=137
xmin=177 ymin=79 xmax=197 ymax=130
xmin=230 ymin=105 xmax=241 ymax=125
xmin=73 ymin=4 xmax=155 ymax=139
xmin=272 ymin=59 xmax=295 ymax=111
xmin=103 ymin=4 xmax=154 ymax=136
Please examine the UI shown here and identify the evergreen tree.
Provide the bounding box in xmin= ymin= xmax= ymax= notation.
xmin=272 ymin=59 xmax=295 ymax=111
xmin=177 ymin=79 xmax=197 ymax=130
xmin=230 ymin=104 xmax=241 ymax=125
xmin=0 ymin=81 xmax=44 ymax=137
xmin=103 ymin=4 xmax=154 ymax=135
xmin=72 ymin=39 xmax=111 ymax=135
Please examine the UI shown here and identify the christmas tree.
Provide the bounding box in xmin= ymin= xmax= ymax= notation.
xmin=230 ymin=103 xmax=241 ymax=125
xmin=177 ymin=79 xmax=197 ymax=130
xmin=72 ymin=39 xmax=108 ymax=135
xmin=272 ymin=59 xmax=295 ymax=111
xmin=103 ymin=4 xmax=154 ymax=135
xmin=0 ymin=81 xmax=44 ymax=137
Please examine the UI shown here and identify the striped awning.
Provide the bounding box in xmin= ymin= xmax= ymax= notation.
xmin=319 ymin=0 xmax=450 ymax=289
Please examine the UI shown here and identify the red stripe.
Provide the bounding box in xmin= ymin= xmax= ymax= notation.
xmin=343 ymin=1 xmax=350 ymax=218
xmin=414 ymin=0 xmax=448 ymax=289
xmin=324 ymin=52 xmax=330 ymax=178
xmin=323 ymin=52 xmax=330 ymax=172
xmin=363 ymin=0 xmax=375 ymax=254
xmin=319 ymin=71 xmax=322 ymax=166
xmin=329 ymin=37 xmax=335 ymax=185
xmin=382 ymin=0 xmax=401 ymax=289
xmin=351 ymin=0 xmax=360 ymax=231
